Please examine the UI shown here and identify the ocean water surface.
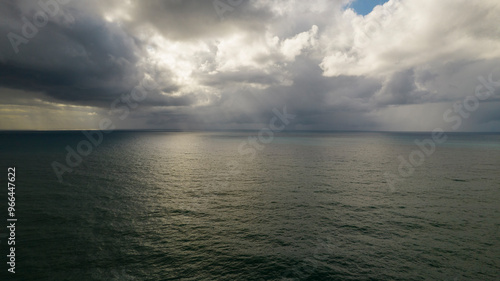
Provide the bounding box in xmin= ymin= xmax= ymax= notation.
xmin=0 ymin=131 xmax=499 ymax=280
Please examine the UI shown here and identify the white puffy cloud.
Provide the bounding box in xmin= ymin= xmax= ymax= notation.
xmin=320 ymin=0 xmax=500 ymax=77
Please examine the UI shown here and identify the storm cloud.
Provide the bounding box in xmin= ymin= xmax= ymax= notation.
xmin=1 ymin=0 xmax=500 ymax=131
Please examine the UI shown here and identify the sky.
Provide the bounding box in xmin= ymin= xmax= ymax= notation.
xmin=0 ymin=0 xmax=500 ymax=131
xmin=349 ymin=0 xmax=388 ymax=16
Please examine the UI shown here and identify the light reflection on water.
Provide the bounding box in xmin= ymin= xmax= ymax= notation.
xmin=0 ymin=131 xmax=499 ymax=280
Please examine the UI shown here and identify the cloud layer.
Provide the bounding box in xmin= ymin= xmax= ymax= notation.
xmin=1 ymin=0 xmax=500 ymax=131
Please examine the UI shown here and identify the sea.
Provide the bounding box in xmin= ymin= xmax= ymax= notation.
xmin=0 ymin=131 xmax=499 ymax=280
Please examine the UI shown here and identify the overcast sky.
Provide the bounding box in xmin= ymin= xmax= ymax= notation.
xmin=1 ymin=0 xmax=500 ymax=131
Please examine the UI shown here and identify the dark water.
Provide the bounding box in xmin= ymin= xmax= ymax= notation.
xmin=0 ymin=131 xmax=499 ymax=280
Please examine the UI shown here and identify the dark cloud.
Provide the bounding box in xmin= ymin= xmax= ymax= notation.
xmin=127 ymin=0 xmax=273 ymax=40
xmin=0 ymin=0 xmax=181 ymax=108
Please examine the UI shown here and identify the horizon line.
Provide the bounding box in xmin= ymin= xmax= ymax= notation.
xmin=1 ymin=129 xmax=499 ymax=134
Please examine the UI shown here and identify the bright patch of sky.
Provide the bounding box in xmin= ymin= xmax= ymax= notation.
xmin=349 ymin=0 xmax=390 ymax=15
